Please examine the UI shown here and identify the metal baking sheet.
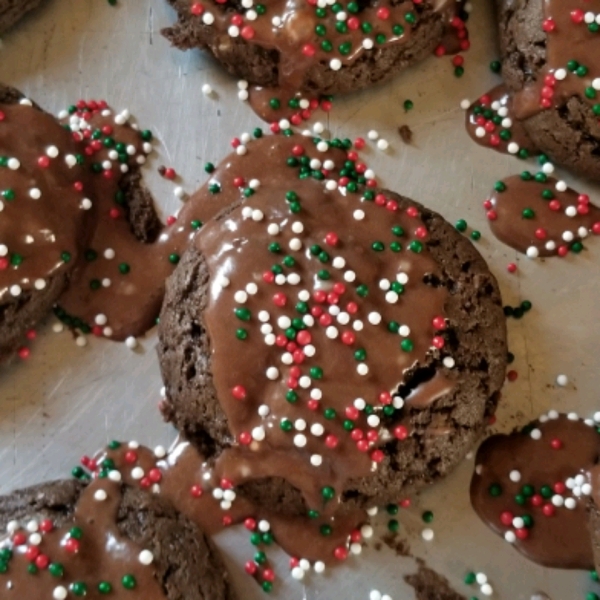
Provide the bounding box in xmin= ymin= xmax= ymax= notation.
xmin=1 ymin=1 xmax=599 ymax=598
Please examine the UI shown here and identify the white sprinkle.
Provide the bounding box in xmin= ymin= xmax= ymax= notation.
xmin=252 ymin=426 xmax=266 ymax=441
xmin=95 ymin=314 xmax=108 ymax=326
xmin=367 ymin=130 xmax=379 ymax=140
xmin=138 ymin=550 xmax=154 ymax=565
xmin=294 ymin=434 xmax=307 ymax=448
xmin=565 ymin=498 xmax=577 ymax=510
xmin=507 ymin=142 xmax=519 ymax=154
xmin=353 ymin=320 xmax=364 ymax=331
xmin=303 ymin=316 xmax=315 ymax=328
xmin=154 ymin=446 xmax=167 ymax=458
xmin=565 ymin=206 xmax=578 ymax=217
xmin=310 ymin=454 xmax=323 ymax=466
xmin=556 ymin=374 xmax=568 ymax=386
xmin=567 ymin=412 xmax=579 ymax=421
xmin=74 ymin=335 xmax=88 ymax=347
xmin=504 ymin=531 xmax=516 ymax=543
xmin=266 ymin=367 xmax=279 ymax=380
xmin=530 ymin=428 xmax=542 ymax=440
xmin=326 ymin=326 xmax=339 ymax=339
xmin=481 ymin=584 xmax=493 ymax=596
xmin=344 ymin=270 xmax=356 ymax=282
xmin=361 ymin=524 xmax=374 ymax=539
xmin=551 ymin=494 xmax=564 ymax=507
xmin=554 ymin=68 xmax=567 ymax=80
xmin=7 ymin=158 xmax=20 ymax=170
xmin=593 ymin=78 xmax=600 ymax=91
xmin=555 ymin=180 xmax=567 ymax=192
xmin=94 ymin=490 xmax=108 ymax=501
xmin=108 ymin=470 xmax=122 ymax=482
xmin=509 ymin=470 xmax=521 ymax=482
xmin=366 ymin=507 xmax=378 ymax=516
xmin=289 ymin=238 xmax=302 ymax=251
xmin=330 ymin=58 xmax=342 ymax=71
xmin=363 ymin=38 xmax=374 ymax=49
xmin=299 ymin=376 xmax=311 ymax=388
xmin=460 ymin=99 xmax=471 ymax=110
xmin=310 ymin=423 xmax=324 ymax=436
xmin=313 ymin=122 xmax=325 ymax=134
xmin=9 ymin=284 xmax=21 ymax=297
xmin=350 ymin=542 xmax=362 ymax=555
xmin=357 ymin=363 xmax=369 ymax=376
xmin=310 ymin=389 xmax=322 ymax=400
xmin=131 ymin=467 xmax=144 ymax=480
xmin=377 ymin=139 xmax=389 ymax=151
xmin=291 ymin=567 xmax=304 ymax=580
xmin=353 ymin=209 xmax=365 ymax=221
xmin=367 ymin=415 xmax=380 ymax=428
xmin=368 ymin=312 xmax=381 ymax=325
xmin=317 ymin=141 xmax=329 ymax=152
xmin=526 ymin=246 xmax=539 ymax=259
xmin=354 ymin=398 xmax=366 ymax=410
xmin=34 ymin=279 xmax=47 ymax=290
xmin=562 ymin=231 xmax=574 ymax=242
xmin=278 ymin=316 xmax=291 ymax=329
xmin=281 ymin=352 xmax=293 ymax=365
xmin=6 ymin=521 xmax=19 ymax=535
xmin=542 ymin=162 xmax=555 ymax=174
xmin=332 ymin=257 xmax=345 ymax=269
xmin=370 ymin=592 xmax=382 ymax=600
xmin=475 ymin=126 xmax=486 ymax=139
xmin=393 ymin=396 xmax=404 ymax=409
xmin=512 ymin=517 xmax=524 ymax=529
xmin=421 ymin=528 xmax=434 ymax=541
xmin=53 ymin=586 xmax=68 ymax=599
xmin=314 ymin=561 xmax=325 ymax=573
xmin=295 ymin=419 xmax=307 ymax=431
xmin=385 ymin=291 xmax=398 ymax=304
xmin=291 ymin=221 xmax=304 ymax=234
xmin=325 ymin=180 xmax=338 ymax=191
xmin=234 ymin=290 xmax=248 ymax=304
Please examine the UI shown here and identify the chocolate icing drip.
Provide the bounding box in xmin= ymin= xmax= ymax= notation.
xmin=511 ymin=0 xmax=600 ymax=120
xmin=0 ymin=103 xmax=92 ymax=303
xmin=465 ymin=85 xmax=536 ymax=157
xmin=188 ymin=134 xmax=452 ymax=514
xmin=54 ymin=104 xmax=228 ymax=341
xmin=485 ymin=171 xmax=600 ymax=257
xmin=0 ymin=479 xmax=165 ymax=599
xmin=92 ymin=441 xmax=365 ymax=564
xmin=470 ymin=413 xmax=600 ymax=569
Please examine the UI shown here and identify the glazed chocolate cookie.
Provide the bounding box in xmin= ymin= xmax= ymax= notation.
xmin=158 ymin=133 xmax=507 ymax=520
xmin=496 ymin=0 xmax=600 ymax=181
xmin=471 ymin=412 xmax=600 ymax=570
xmin=0 ymin=86 xmax=94 ymax=360
xmin=162 ymin=0 xmax=469 ymax=95
xmin=0 ymin=478 xmax=237 ymax=599
xmin=0 ymin=0 xmax=45 ymax=33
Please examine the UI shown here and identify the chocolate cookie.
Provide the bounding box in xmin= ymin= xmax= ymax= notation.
xmin=157 ymin=134 xmax=507 ymax=520
xmin=0 ymin=86 xmax=93 ymax=360
xmin=471 ymin=412 xmax=599 ymax=570
xmin=0 ymin=0 xmax=44 ymax=33
xmin=496 ymin=0 xmax=600 ymax=181
xmin=0 ymin=478 xmax=237 ymax=599
xmin=162 ymin=0 xmax=469 ymax=95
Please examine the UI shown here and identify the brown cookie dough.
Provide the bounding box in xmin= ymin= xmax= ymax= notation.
xmin=162 ymin=0 xmax=468 ymax=95
xmin=157 ymin=134 xmax=507 ymax=520
xmin=496 ymin=0 xmax=600 ymax=181
xmin=0 ymin=478 xmax=237 ymax=599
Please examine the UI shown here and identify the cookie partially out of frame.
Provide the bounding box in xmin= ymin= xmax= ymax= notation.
xmin=158 ymin=134 xmax=507 ymax=519
xmin=162 ymin=0 xmax=467 ymax=95
xmin=0 ymin=479 xmax=238 ymax=599
xmin=496 ymin=0 xmax=600 ymax=181
xmin=0 ymin=0 xmax=45 ymax=33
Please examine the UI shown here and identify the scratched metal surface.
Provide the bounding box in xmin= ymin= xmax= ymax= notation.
xmin=0 ymin=1 xmax=599 ymax=598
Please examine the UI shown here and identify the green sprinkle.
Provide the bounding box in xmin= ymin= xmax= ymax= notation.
xmin=494 ymin=181 xmax=506 ymax=192
xmin=522 ymin=208 xmax=535 ymax=219
xmin=324 ymin=408 xmax=336 ymax=419
xmin=455 ymin=219 xmax=468 ymax=232
xmin=320 ymin=524 xmax=332 ymax=536
xmin=321 ymin=486 xmax=335 ymax=501
xmin=422 ymin=510 xmax=434 ymax=523
xmin=388 ymin=519 xmax=400 ymax=532
xmin=371 ymin=241 xmax=385 ymax=252
xmin=400 ymin=339 xmax=414 ymax=352
xmin=204 ymin=162 xmax=215 ymax=173
xmin=488 ymin=483 xmax=502 ymax=497
xmin=235 ymin=328 xmax=248 ymax=340
xmin=262 ymin=581 xmax=273 ymax=593
xmin=280 ymin=419 xmax=293 ymax=432
xmin=98 ymin=582 xmax=112 ymax=594
xmin=403 ymin=99 xmax=414 ymax=111
xmin=61 ymin=251 xmax=72 ymax=263
xmin=310 ymin=366 xmax=323 ymax=379
xmin=470 ymin=231 xmax=481 ymax=241
xmin=490 ymin=60 xmax=501 ymax=73
xmin=169 ymin=253 xmax=180 ymax=265
xmin=254 ymin=551 xmax=267 ymax=565
xmin=234 ymin=308 xmax=251 ymax=321
xmin=386 ymin=503 xmax=399 ymax=515
xmin=70 ymin=582 xmax=87 ymax=596
xmin=409 ymin=240 xmax=423 ymax=253
xmin=464 ymin=572 xmax=476 ymax=585
xmin=69 ymin=527 xmax=83 ymax=540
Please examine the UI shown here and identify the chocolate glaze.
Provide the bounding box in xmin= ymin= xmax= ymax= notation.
xmin=247 ymin=85 xmax=325 ymax=123
xmin=182 ymin=0 xmax=465 ymax=91
xmin=92 ymin=440 xmax=365 ymax=564
xmin=470 ymin=413 xmax=599 ymax=569
xmin=465 ymin=85 xmax=536 ymax=157
xmin=486 ymin=172 xmax=600 ymax=256
xmin=191 ymin=134 xmax=451 ymax=515
xmin=512 ymin=0 xmax=600 ymax=120
xmin=0 ymin=103 xmax=92 ymax=303
xmin=54 ymin=104 xmax=228 ymax=341
xmin=0 ymin=478 xmax=165 ymax=599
